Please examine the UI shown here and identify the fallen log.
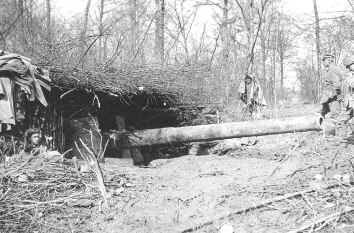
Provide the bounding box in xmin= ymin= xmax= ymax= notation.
xmin=114 ymin=115 xmax=322 ymax=147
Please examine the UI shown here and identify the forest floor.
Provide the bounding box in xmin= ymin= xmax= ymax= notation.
xmin=60 ymin=104 xmax=354 ymax=232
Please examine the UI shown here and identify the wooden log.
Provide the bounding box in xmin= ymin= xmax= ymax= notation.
xmin=115 ymin=115 xmax=322 ymax=147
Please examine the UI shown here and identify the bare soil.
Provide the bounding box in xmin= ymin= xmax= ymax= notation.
xmin=84 ymin=104 xmax=354 ymax=233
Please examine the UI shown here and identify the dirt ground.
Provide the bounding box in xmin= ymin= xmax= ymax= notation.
xmin=85 ymin=104 xmax=354 ymax=233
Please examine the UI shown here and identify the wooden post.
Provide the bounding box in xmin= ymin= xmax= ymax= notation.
xmin=114 ymin=115 xmax=145 ymax=165
xmin=115 ymin=116 xmax=131 ymax=158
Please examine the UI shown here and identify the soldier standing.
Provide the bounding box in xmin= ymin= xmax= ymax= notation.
xmin=342 ymin=56 xmax=354 ymax=129
xmin=238 ymin=73 xmax=267 ymax=120
xmin=320 ymin=54 xmax=344 ymax=119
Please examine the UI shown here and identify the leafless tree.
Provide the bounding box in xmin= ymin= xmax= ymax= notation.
xmin=79 ymin=0 xmax=92 ymax=65
xmin=46 ymin=0 xmax=51 ymax=45
xmin=234 ymin=0 xmax=271 ymax=72
xmin=313 ymin=0 xmax=321 ymax=102
xmin=347 ymin=0 xmax=354 ymax=13
xmin=155 ymin=0 xmax=165 ymax=65
xmin=129 ymin=0 xmax=138 ymax=61
xmin=98 ymin=0 xmax=105 ymax=63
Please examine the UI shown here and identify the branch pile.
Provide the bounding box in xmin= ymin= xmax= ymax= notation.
xmin=0 ymin=154 xmax=101 ymax=233
xmin=49 ymin=65 xmax=220 ymax=105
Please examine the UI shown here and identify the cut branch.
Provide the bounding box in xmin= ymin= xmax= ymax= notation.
xmin=181 ymin=183 xmax=343 ymax=233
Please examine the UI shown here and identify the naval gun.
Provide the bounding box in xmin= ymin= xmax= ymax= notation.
xmin=112 ymin=115 xmax=323 ymax=148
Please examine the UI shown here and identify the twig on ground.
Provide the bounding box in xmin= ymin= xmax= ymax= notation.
xmin=330 ymin=150 xmax=340 ymax=169
xmin=288 ymin=164 xmax=319 ymax=178
xmin=287 ymin=207 xmax=354 ymax=233
xmin=2 ymin=154 xmax=35 ymax=178
xmin=0 ymin=154 xmax=98 ymax=232
xmin=181 ymin=183 xmax=343 ymax=233
xmin=269 ymin=134 xmax=304 ymax=177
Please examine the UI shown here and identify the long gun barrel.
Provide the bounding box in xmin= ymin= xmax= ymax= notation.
xmin=113 ymin=115 xmax=322 ymax=147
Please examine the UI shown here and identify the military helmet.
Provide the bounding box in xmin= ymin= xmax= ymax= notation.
xmin=343 ymin=55 xmax=354 ymax=68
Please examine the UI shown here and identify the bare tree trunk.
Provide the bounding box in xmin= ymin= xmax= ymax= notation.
xmin=313 ymin=0 xmax=321 ymax=103
xmin=154 ymin=0 xmax=165 ymax=65
xmin=279 ymin=29 xmax=284 ymax=100
xmin=347 ymin=0 xmax=354 ymax=13
xmin=272 ymin=25 xmax=277 ymax=106
xmin=103 ymin=37 xmax=108 ymax=61
xmin=220 ymin=0 xmax=230 ymax=104
xmin=45 ymin=0 xmax=51 ymax=44
xmin=80 ymin=0 xmax=92 ymax=64
xmin=247 ymin=1 xmax=254 ymax=71
xmin=221 ymin=0 xmax=230 ymax=63
xmin=260 ymin=28 xmax=267 ymax=100
xmin=17 ymin=0 xmax=25 ymax=51
xmin=272 ymin=50 xmax=276 ymax=106
xmin=235 ymin=0 xmax=270 ymax=73
xmin=279 ymin=49 xmax=284 ymax=100
xmin=129 ymin=0 xmax=138 ymax=62
xmin=98 ymin=0 xmax=105 ymax=64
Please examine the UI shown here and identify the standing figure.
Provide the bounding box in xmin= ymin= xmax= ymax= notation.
xmin=238 ymin=73 xmax=267 ymax=120
xmin=342 ymin=56 xmax=354 ymax=131
xmin=320 ymin=54 xmax=345 ymax=119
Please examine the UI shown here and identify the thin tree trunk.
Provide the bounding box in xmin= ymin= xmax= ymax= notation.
xmin=221 ymin=0 xmax=230 ymax=104
xmin=313 ymin=0 xmax=321 ymax=103
xmin=347 ymin=0 xmax=354 ymax=13
xmin=260 ymin=29 xmax=267 ymax=100
xmin=280 ymin=49 xmax=284 ymax=100
xmin=45 ymin=0 xmax=51 ymax=44
xmin=17 ymin=0 xmax=25 ymax=51
xmin=154 ymin=0 xmax=165 ymax=65
xmin=272 ymin=48 xmax=276 ymax=106
xmin=221 ymin=0 xmax=229 ymax=63
xmin=98 ymin=0 xmax=105 ymax=64
xmin=80 ymin=0 xmax=92 ymax=65
xmin=103 ymin=37 xmax=108 ymax=61
xmin=279 ymin=29 xmax=284 ymax=100
xmin=272 ymin=27 xmax=277 ymax=106
xmin=129 ymin=0 xmax=138 ymax=62
xmin=247 ymin=1 xmax=254 ymax=71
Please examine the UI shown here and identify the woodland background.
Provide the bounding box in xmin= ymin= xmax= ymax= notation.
xmin=0 ymin=0 xmax=353 ymax=107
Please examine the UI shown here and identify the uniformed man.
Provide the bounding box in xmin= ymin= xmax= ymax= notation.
xmin=320 ymin=54 xmax=344 ymax=119
xmin=342 ymin=55 xmax=354 ymax=124
xmin=238 ymin=73 xmax=267 ymax=119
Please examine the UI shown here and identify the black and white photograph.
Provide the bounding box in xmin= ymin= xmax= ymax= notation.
xmin=0 ymin=0 xmax=354 ymax=232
